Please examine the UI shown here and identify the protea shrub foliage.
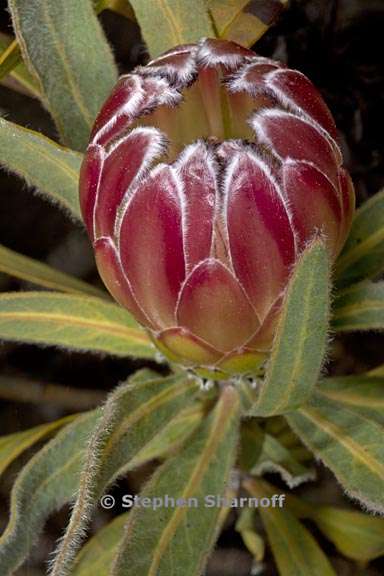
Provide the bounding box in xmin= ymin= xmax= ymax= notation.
xmin=80 ymin=38 xmax=354 ymax=379
xmin=0 ymin=2 xmax=383 ymax=576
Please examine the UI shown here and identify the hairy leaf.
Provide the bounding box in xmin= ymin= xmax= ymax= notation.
xmin=251 ymin=239 xmax=330 ymax=416
xmin=0 ymin=118 xmax=81 ymax=219
xmin=72 ymin=513 xmax=129 ymax=576
xmin=0 ymin=244 xmax=106 ymax=298
xmin=128 ymin=0 xmax=214 ymax=58
xmin=0 ymin=414 xmax=75 ymax=478
xmin=0 ymin=34 xmax=40 ymax=97
xmin=287 ymin=391 xmax=384 ymax=513
xmin=112 ymin=385 xmax=240 ymax=576
xmin=0 ymin=411 xmax=99 ymax=575
xmin=319 ymin=374 xmax=384 ymax=425
xmin=333 ymin=281 xmax=384 ymax=332
xmin=208 ymin=0 xmax=288 ymax=47
xmin=9 ymin=0 xmax=118 ymax=150
xmin=336 ymin=188 xmax=384 ymax=287
xmin=0 ymin=292 xmax=155 ymax=358
xmin=49 ymin=372 xmax=199 ymax=576
xmin=252 ymin=433 xmax=315 ymax=488
xmin=244 ymin=478 xmax=336 ymax=576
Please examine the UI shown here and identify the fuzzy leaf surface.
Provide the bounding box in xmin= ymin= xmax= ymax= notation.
xmin=0 ymin=34 xmax=39 ymax=97
xmin=0 ymin=292 xmax=155 ymax=358
xmin=112 ymin=386 xmax=240 ymax=576
xmin=244 ymin=478 xmax=336 ymax=576
xmin=8 ymin=0 xmax=118 ymax=150
xmin=251 ymin=239 xmax=330 ymax=416
xmin=128 ymin=0 xmax=214 ymax=58
xmin=50 ymin=372 xmax=199 ymax=576
xmin=287 ymin=391 xmax=384 ymax=513
xmin=72 ymin=513 xmax=129 ymax=576
xmin=0 ymin=411 xmax=98 ymax=575
xmin=333 ymin=281 xmax=384 ymax=332
xmin=0 ymin=118 xmax=81 ymax=218
xmin=318 ymin=374 xmax=384 ymax=425
xmin=336 ymin=188 xmax=384 ymax=286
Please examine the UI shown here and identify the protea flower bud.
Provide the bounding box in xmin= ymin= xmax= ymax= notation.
xmin=80 ymin=38 xmax=354 ymax=378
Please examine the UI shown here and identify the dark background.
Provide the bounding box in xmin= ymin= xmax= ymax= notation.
xmin=0 ymin=1 xmax=383 ymax=574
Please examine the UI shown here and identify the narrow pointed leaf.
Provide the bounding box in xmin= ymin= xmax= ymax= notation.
xmin=287 ymin=391 xmax=384 ymax=513
xmin=0 ymin=244 xmax=106 ymax=298
xmin=0 ymin=118 xmax=82 ymax=219
xmin=208 ymin=0 xmax=288 ymax=47
xmin=72 ymin=513 xmax=129 ymax=576
xmin=128 ymin=0 xmax=214 ymax=58
xmin=0 ymin=292 xmax=155 ymax=358
xmin=8 ymin=0 xmax=118 ymax=150
xmin=250 ymin=239 xmax=330 ymax=416
xmin=0 ymin=34 xmax=39 ymax=97
xmin=333 ymin=281 xmax=384 ymax=332
xmin=112 ymin=386 xmax=241 ymax=576
xmin=336 ymin=188 xmax=384 ymax=286
xmin=244 ymin=478 xmax=336 ymax=576
xmin=0 ymin=411 xmax=99 ymax=575
xmin=50 ymin=372 xmax=199 ymax=576
xmin=0 ymin=414 xmax=75 ymax=478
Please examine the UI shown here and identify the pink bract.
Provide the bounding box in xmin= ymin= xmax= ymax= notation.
xmin=80 ymin=38 xmax=355 ymax=378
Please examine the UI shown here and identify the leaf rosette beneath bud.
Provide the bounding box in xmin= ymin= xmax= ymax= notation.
xmin=80 ymin=38 xmax=354 ymax=379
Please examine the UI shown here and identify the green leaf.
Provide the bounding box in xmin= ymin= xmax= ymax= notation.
xmin=72 ymin=513 xmax=129 ymax=576
xmin=112 ymin=385 xmax=241 ymax=576
xmin=319 ymin=373 xmax=384 ymax=425
xmin=0 ymin=291 xmax=155 ymax=359
xmin=0 ymin=118 xmax=82 ymax=219
xmin=252 ymin=433 xmax=315 ymax=488
xmin=8 ymin=0 xmax=118 ymax=151
xmin=235 ymin=508 xmax=265 ymax=562
xmin=333 ymin=281 xmax=384 ymax=332
xmin=128 ymin=0 xmax=214 ymax=58
xmin=311 ymin=506 xmax=384 ymax=563
xmin=0 ymin=243 xmax=106 ymax=298
xmin=0 ymin=411 xmax=99 ymax=575
xmin=250 ymin=239 xmax=330 ymax=416
xmin=336 ymin=188 xmax=384 ymax=287
xmin=0 ymin=34 xmax=40 ymax=98
xmin=0 ymin=38 xmax=22 ymax=81
xmin=208 ymin=0 xmax=288 ymax=47
xmin=0 ymin=414 xmax=75 ymax=478
xmin=286 ymin=492 xmax=384 ymax=563
xmin=244 ymin=478 xmax=336 ymax=576
xmin=287 ymin=391 xmax=384 ymax=513
xmin=50 ymin=372 xmax=199 ymax=576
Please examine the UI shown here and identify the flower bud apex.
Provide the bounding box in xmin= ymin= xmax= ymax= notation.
xmin=80 ymin=38 xmax=354 ymax=378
